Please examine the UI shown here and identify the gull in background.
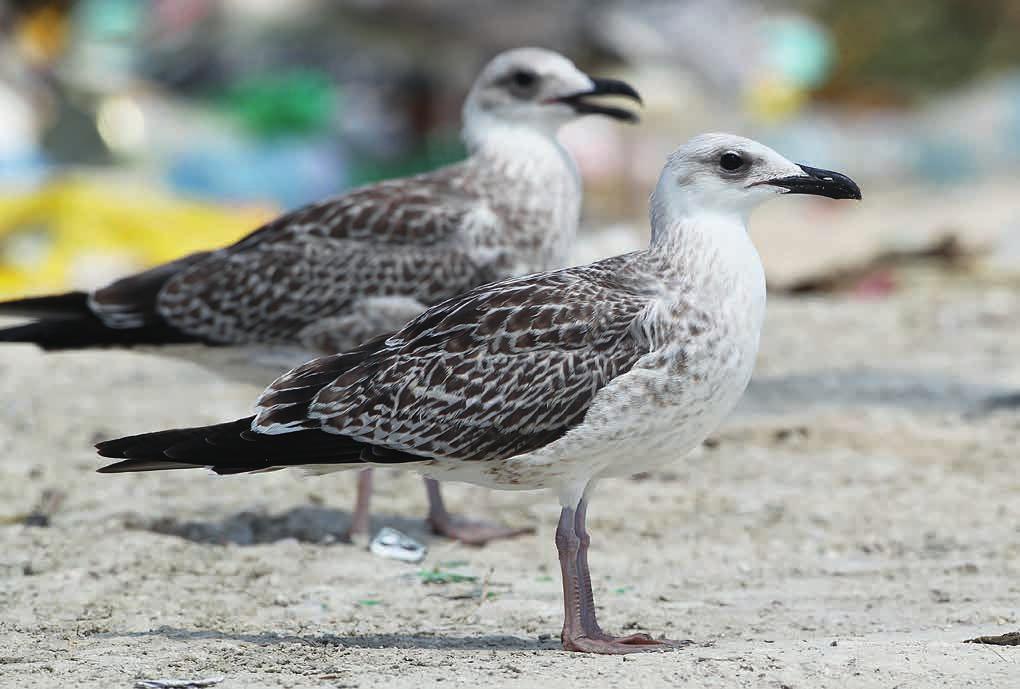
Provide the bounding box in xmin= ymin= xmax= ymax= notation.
xmin=0 ymin=47 xmax=641 ymax=545
xmin=96 ymin=133 xmax=861 ymax=653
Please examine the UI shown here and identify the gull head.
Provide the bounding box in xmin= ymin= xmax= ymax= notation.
xmin=654 ymin=133 xmax=861 ymax=222
xmin=463 ymin=47 xmax=641 ymax=139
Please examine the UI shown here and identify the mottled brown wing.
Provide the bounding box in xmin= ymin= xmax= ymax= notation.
xmin=88 ymin=252 xmax=213 ymax=329
xmin=153 ymin=171 xmax=500 ymax=345
xmin=155 ymin=241 xmax=491 ymax=345
xmin=253 ymin=256 xmax=653 ymax=462
xmin=233 ymin=168 xmax=483 ymax=249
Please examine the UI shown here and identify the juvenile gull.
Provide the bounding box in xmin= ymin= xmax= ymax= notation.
xmin=97 ymin=133 xmax=861 ymax=653
xmin=0 ymin=47 xmax=641 ymax=545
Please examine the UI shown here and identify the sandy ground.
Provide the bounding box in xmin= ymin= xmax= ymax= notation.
xmin=1 ymin=283 xmax=1019 ymax=688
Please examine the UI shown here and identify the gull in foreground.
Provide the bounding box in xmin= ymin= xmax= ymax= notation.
xmin=96 ymin=133 xmax=861 ymax=653
xmin=0 ymin=47 xmax=641 ymax=545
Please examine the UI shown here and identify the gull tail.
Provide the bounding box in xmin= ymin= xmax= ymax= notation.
xmin=0 ymin=291 xmax=91 ymax=319
xmin=0 ymin=291 xmax=106 ymax=350
xmin=0 ymin=251 xmax=213 ymax=351
xmin=96 ymin=416 xmax=425 ymax=475
xmin=0 ymin=313 xmax=202 ymax=350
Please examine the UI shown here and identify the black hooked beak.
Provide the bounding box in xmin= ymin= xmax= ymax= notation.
xmin=767 ymin=164 xmax=862 ymax=200
xmin=555 ymin=77 xmax=643 ymax=123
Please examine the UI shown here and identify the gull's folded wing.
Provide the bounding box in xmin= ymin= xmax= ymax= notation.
xmin=255 ymin=256 xmax=655 ymax=463
xmin=3 ymin=167 xmax=500 ymax=351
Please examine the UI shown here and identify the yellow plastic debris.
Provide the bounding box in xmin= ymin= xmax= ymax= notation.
xmin=0 ymin=178 xmax=276 ymax=297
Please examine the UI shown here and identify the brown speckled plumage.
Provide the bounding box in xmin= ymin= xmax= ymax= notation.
xmin=253 ymin=255 xmax=654 ymax=461
xmin=93 ymin=147 xmax=579 ymax=353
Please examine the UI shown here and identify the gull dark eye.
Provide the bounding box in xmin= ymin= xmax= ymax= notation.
xmin=503 ymin=69 xmax=540 ymax=99
xmin=511 ymin=70 xmax=537 ymax=88
xmin=719 ymin=151 xmax=746 ymax=172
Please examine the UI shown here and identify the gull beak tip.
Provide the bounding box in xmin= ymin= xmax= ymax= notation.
xmin=769 ymin=164 xmax=862 ymax=201
xmin=559 ymin=76 xmax=643 ymax=123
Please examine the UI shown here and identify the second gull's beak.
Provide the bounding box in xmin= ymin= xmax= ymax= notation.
xmin=553 ymin=77 xmax=642 ymax=123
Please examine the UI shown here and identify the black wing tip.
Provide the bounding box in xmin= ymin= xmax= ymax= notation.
xmin=95 ymin=435 xmax=140 ymax=458
xmin=0 ymin=317 xmax=205 ymax=350
xmin=0 ymin=291 xmax=90 ymax=319
xmin=97 ymin=459 xmax=203 ymax=473
xmin=95 ymin=416 xmax=261 ymax=472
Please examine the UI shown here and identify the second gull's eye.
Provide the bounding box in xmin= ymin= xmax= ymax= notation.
xmin=720 ymin=151 xmax=745 ymax=171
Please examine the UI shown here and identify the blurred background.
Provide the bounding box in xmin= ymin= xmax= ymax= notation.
xmin=1 ymin=0 xmax=1019 ymax=298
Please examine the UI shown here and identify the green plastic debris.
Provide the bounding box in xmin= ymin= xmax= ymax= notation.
xmin=221 ymin=70 xmax=337 ymax=136
xmin=417 ymin=567 xmax=479 ymax=585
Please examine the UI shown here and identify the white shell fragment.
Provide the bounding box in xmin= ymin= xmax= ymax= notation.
xmin=369 ymin=527 xmax=427 ymax=563
xmin=135 ymin=678 xmax=225 ymax=689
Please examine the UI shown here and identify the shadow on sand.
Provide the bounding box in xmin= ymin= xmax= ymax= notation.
xmin=739 ymin=367 xmax=1012 ymax=417
xmin=123 ymin=505 xmax=431 ymax=546
xmin=99 ymin=626 xmax=550 ymax=651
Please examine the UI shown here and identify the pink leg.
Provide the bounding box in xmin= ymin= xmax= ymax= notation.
xmin=424 ymin=478 xmax=534 ymax=546
xmin=557 ymin=499 xmax=688 ymax=654
xmin=574 ymin=500 xmax=606 ymax=638
xmin=345 ymin=469 xmax=374 ymax=543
